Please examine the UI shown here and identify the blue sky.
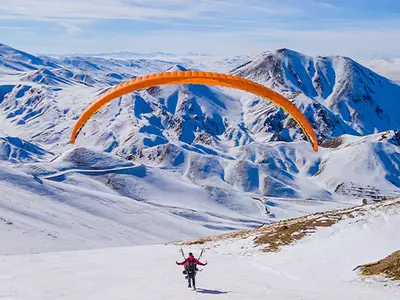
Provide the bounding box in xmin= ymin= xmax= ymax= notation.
xmin=0 ymin=0 xmax=399 ymax=58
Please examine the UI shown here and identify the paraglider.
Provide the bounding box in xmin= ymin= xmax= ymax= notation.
xmin=176 ymin=249 xmax=207 ymax=290
xmin=70 ymin=71 xmax=318 ymax=152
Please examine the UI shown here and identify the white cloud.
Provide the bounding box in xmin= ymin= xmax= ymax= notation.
xmin=199 ymin=0 xmax=305 ymax=15
xmin=58 ymin=22 xmax=81 ymax=34
xmin=0 ymin=0 xmax=308 ymax=37
xmin=1 ymin=0 xmax=399 ymax=58
xmin=15 ymin=24 xmax=398 ymax=59
xmin=0 ymin=25 xmax=28 ymax=30
xmin=0 ymin=0 xmax=202 ymax=21
xmin=0 ymin=0 xmax=309 ymax=23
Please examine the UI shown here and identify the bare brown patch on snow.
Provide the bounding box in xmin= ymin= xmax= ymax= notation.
xmin=358 ymin=250 xmax=400 ymax=280
xmin=320 ymin=136 xmax=344 ymax=148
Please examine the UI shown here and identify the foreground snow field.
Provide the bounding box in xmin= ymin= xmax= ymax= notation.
xmin=1 ymin=199 xmax=399 ymax=300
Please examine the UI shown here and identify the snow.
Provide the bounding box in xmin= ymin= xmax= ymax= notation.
xmin=0 ymin=136 xmax=52 ymax=163
xmin=313 ymin=134 xmax=400 ymax=192
xmin=3 ymin=141 xmax=386 ymax=255
xmin=0 ymin=159 xmax=274 ymax=254
xmin=51 ymin=51 xmax=251 ymax=73
xmin=0 ymin=199 xmax=399 ymax=300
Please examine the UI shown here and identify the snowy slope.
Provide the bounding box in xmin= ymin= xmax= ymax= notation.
xmin=1 ymin=132 xmax=398 ymax=254
xmin=0 ymin=198 xmax=398 ymax=300
xmin=0 ymin=163 xmax=256 ymax=255
xmin=0 ymin=43 xmax=59 ymax=73
xmin=0 ymin=135 xmax=52 ymax=163
xmin=0 ymin=146 xmax=277 ymax=254
xmin=314 ymin=132 xmax=400 ymax=193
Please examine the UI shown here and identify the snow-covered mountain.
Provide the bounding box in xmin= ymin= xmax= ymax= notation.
xmin=48 ymin=51 xmax=250 ymax=73
xmin=0 ymin=43 xmax=399 ymax=253
xmin=232 ymin=49 xmax=400 ymax=140
xmin=0 ymin=135 xmax=52 ymax=163
xmin=0 ymin=43 xmax=59 ymax=73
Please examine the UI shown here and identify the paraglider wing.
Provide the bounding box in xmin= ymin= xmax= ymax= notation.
xmin=70 ymin=71 xmax=318 ymax=152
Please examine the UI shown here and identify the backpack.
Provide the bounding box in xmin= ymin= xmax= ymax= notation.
xmin=187 ymin=260 xmax=196 ymax=274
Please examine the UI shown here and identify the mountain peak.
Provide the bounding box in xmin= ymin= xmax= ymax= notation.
xmin=275 ymin=48 xmax=301 ymax=56
xmin=165 ymin=64 xmax=188 ymax=72
xmin=258 ymin=48 xmax=303 ymax=58
xmin=232 ymin=48 xmax=400 ymax=137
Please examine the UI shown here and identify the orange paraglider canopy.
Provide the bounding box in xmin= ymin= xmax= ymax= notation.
xmin=70 ymin=71 xmax=318 ymax=152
